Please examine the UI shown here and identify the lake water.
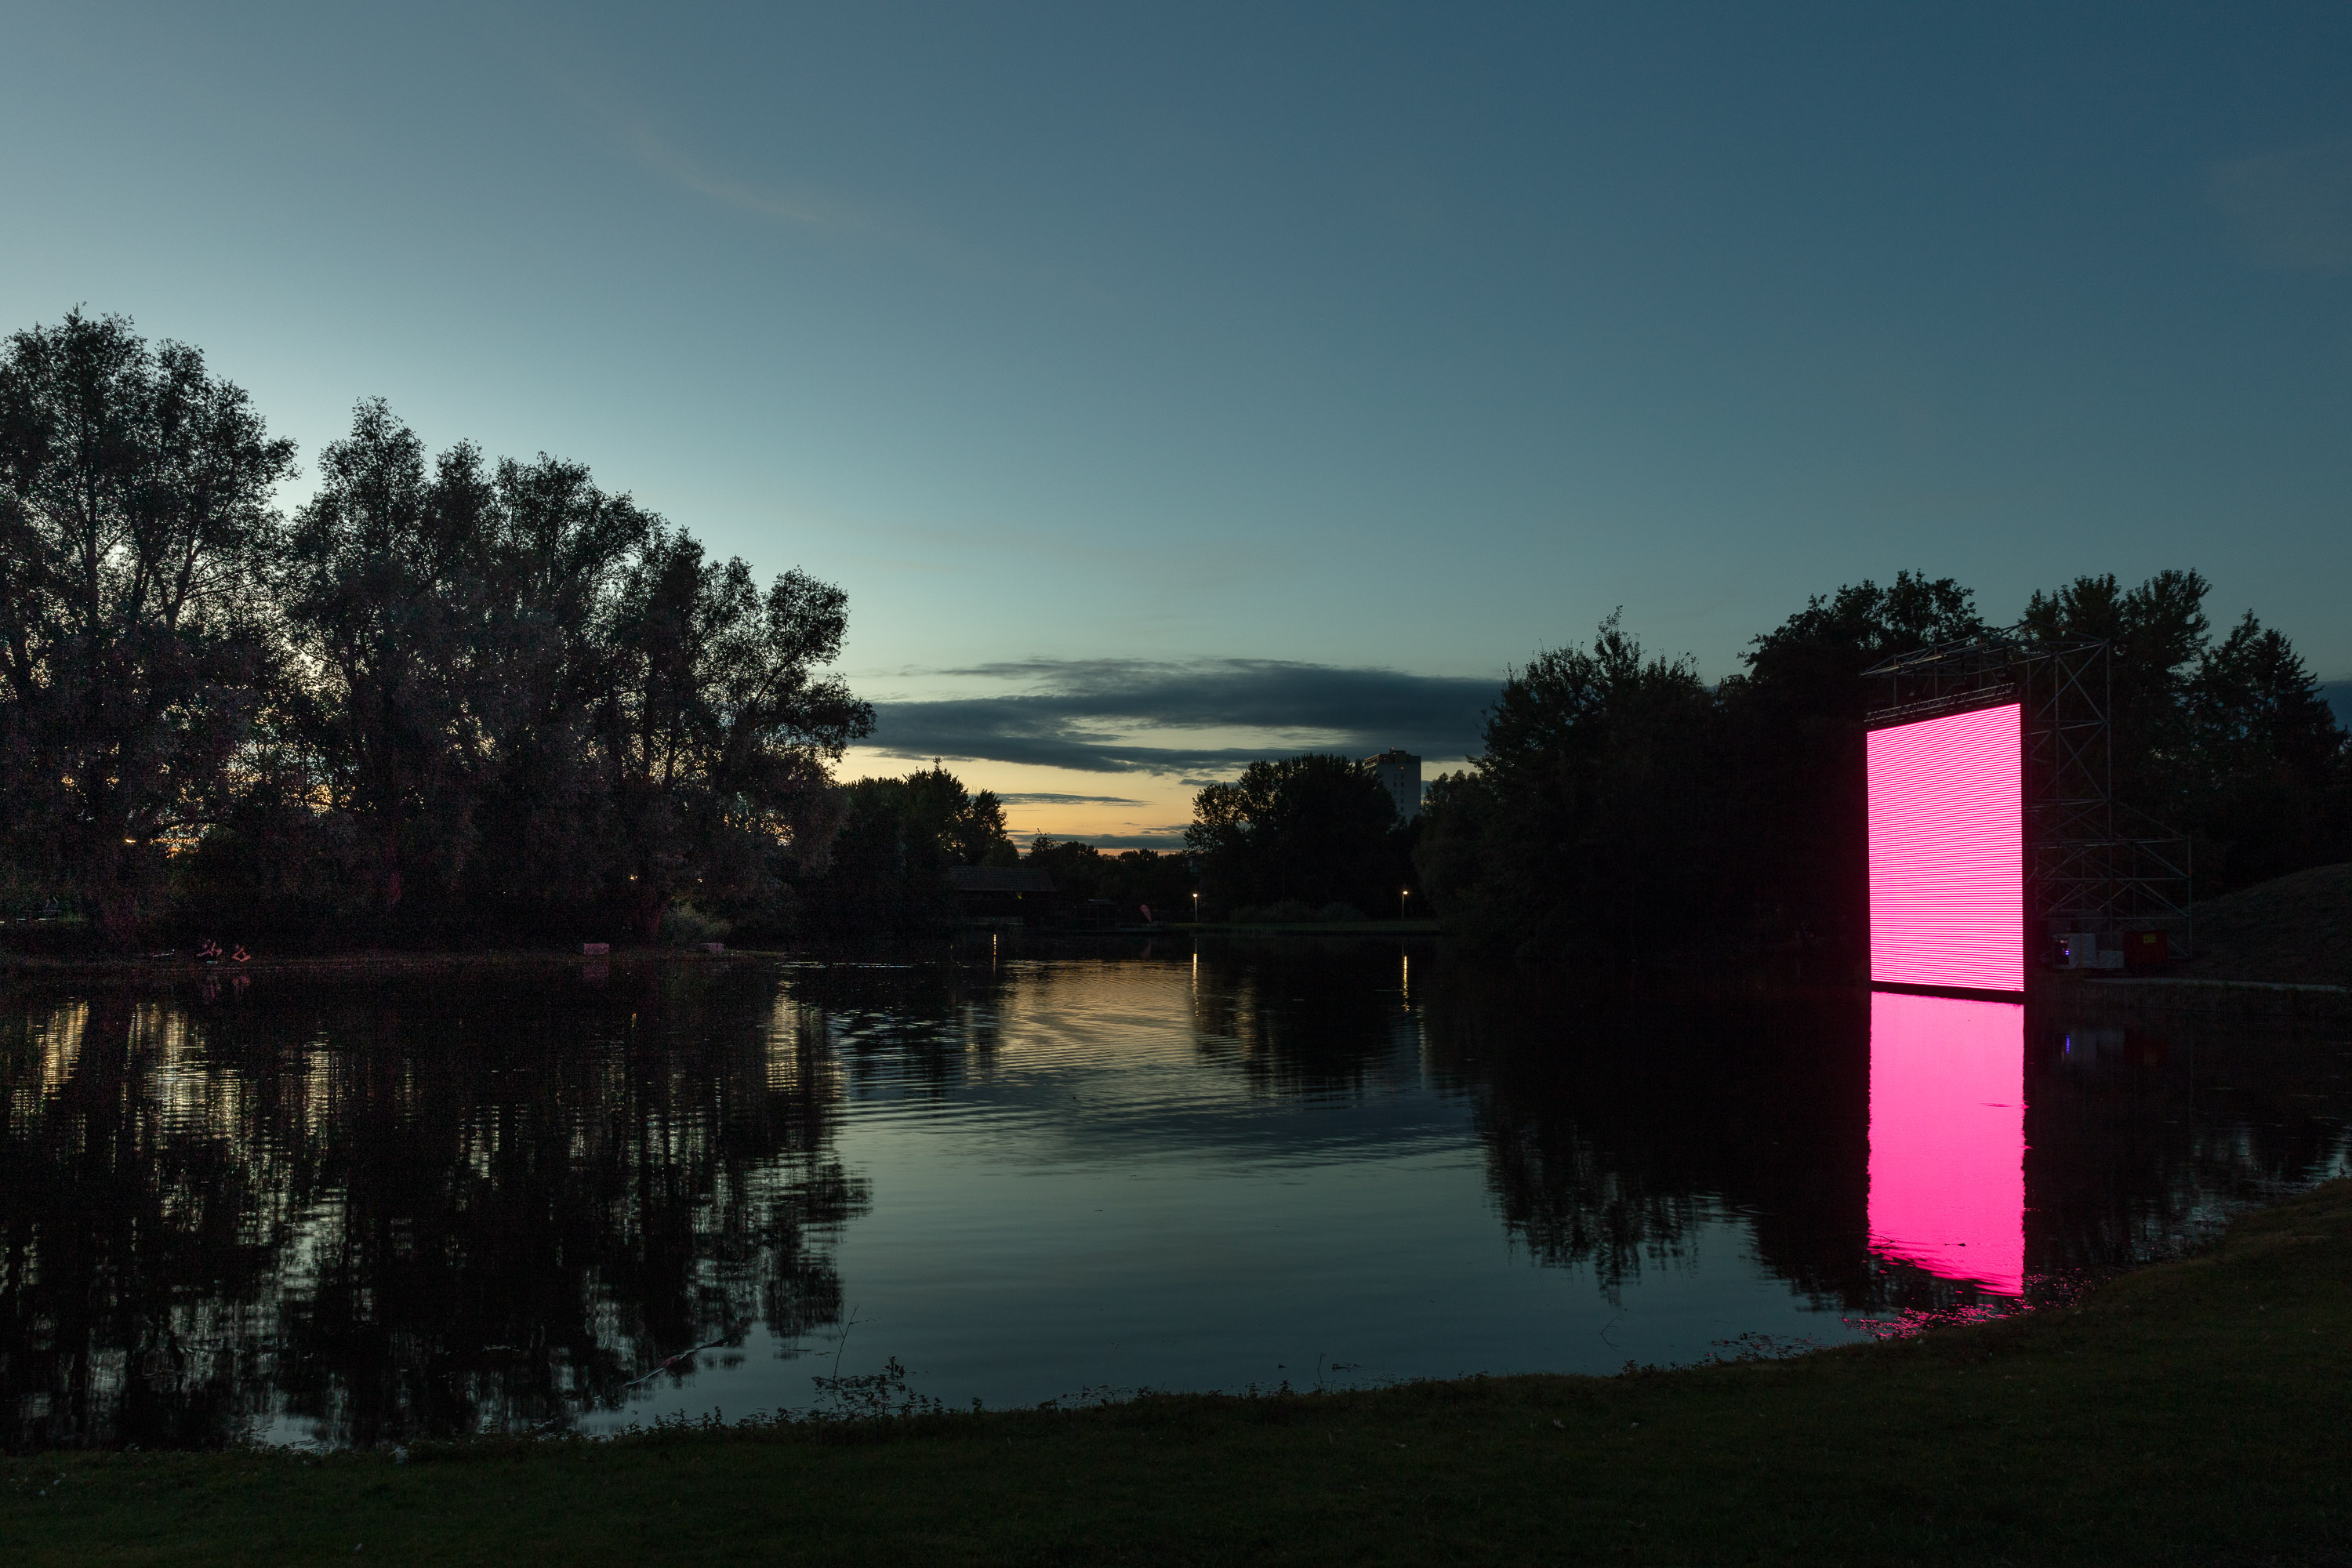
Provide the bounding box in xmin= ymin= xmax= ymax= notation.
xmin=2 ymin=939 xmax=2346 ymax=1450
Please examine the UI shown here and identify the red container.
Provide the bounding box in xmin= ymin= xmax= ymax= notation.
xmin=2123 ymin=930 xmax=2169 ymax=968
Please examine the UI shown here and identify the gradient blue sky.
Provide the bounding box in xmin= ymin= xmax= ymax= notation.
xmin=7 ymin=2 xmax=2347 ymax=843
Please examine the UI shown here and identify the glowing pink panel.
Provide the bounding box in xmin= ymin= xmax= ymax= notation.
xmin=1867 ymin=990 xmax=2024 ymax=1294
xmin=1867 ymin=702 xmax=2023 ymax=993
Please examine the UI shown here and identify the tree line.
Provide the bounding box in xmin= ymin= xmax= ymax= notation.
xmin=1184 ymin=753 xmax=1416 ymax=920
xmin=11 ymin=312 xmax=2339 ymax=955
xmin=1417 ymin=574 xmax=2347 ymax=960
xmin=0 ymin=310 xmax=1019 ymax=946
xmin=1181 ymin=575 xmax=2347 ymax=960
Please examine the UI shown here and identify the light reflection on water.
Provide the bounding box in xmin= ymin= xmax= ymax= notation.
xmin=2 ymin=942 xmax=2346 ymax=1450
xmin=1867 ymin=993 xmax=2026 ymax=1294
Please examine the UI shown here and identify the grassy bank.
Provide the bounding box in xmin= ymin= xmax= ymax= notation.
xmin=5 ymin=1182 xmax=2348 ymax=1566
xmin=2180 ymin=862 xmax=2352 ymax=989
xmin=2045 ymin=859 xmax=2352 ymax=1021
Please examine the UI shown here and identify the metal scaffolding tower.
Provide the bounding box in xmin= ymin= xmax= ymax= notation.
xmin=1862 ymin=637 xmax=2192 ymax=961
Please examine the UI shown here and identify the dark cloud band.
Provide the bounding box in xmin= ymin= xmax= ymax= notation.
xmin=865 ymin=659 xmax=1497 ymax=775
xmin=1020 ymin=830 xmax=1192 ymax=849
xmin=993 ymin=792 xmax=1149 ymax=806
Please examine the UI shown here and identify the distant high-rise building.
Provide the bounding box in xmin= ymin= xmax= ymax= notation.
xmin=1363 ymin=749 xmax=1421 ymax=823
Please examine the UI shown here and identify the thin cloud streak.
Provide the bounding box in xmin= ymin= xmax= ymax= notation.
xmin=524 ymin=45 xmax=862 ymax=233
xmin=622 ymin=118 xmax=843 ymax=229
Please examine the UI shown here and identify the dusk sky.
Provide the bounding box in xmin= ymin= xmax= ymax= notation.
xmin=8 ymin=2 xmax=2347 ymax=845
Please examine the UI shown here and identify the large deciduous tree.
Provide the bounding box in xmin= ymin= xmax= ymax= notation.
xmin=1188 ymin=753 xmax=1399 ymax=916
xmin=797 ymin=764 xmax=1015 ymax=933
xmin=1417 ymin=613 xmax=1721 ymax=956
xmin=1713 ymin=573 xmax=1989 ymax=953
xmin=274 ymin=400 xmax=495 ymax=913
xmin=0 ymin=310 xmax=295 ymax=940
xmin=599 ymin=528 xmax=872 ymax=937
xmin=2017 ymin=569 xmax=2212 ymax=820
xmin=461 ymin=452 xmax=657 ymax=911
xmin=2019 ymin=572 xmax=2347 ymax=890
xmin=2184 ymin=611 xmax=2347 ymax=886
xmin=270 ymin=405 xmax=673 ymax=924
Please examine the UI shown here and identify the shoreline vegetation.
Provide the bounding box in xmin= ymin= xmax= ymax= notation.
xmin=5 ymin=924 xmax=2344 ymax=1026
xmin=3 ymin=1178 xmax=2346 ymax=1565
xmin=6 ymin=311 xmax=2348 ymax=967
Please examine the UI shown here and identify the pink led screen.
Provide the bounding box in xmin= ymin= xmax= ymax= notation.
xmin=1867 ymin=702 xmax=2024 ymax=993
xmin=1867 ymin=990 xmax=2025 ymax=1294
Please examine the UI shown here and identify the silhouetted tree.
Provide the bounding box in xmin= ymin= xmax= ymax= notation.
xmin=1188 ymin=753 xmax=1398 ymax=916
xmin=1096 ymin=848 xmax=1196 ymax=921
xmin=926 ymin=767 xmax=1016 ymax=867
xmin=459 ymin=452 xmax=658 ymax=913
xmin=1425 ymin=568 xmax=2344 ymax=962
xmin=1417 ymin=613 xmax=1722 ymax=958
xmin=794 ymin=764 xmax=1011 ymax=932
xmin=2020 ymin=572 xmax=2347 ymax=891
xmin=2017 ymin=570 xmax=2211 ymax=822
xmin=597 ymin=528 xmax=873 ymax=938
xmin=1715 ymin=573 xmax=1989 ymax=954
xmin=1022 ymin=835 xmax=1103 ymax=893
xmin=274 ymin=400 xmax=499 ymax=914
xmin=0 ymin=310 xmax=296 ymax=941
xmin=1014 ymin=838 xmax=1196 ymax=922
xmin=191 ymin=419 xmax=665 ymax=935
xmin=2184 ymin=611 xmax=2347 ymax=885
xmin=13 ymin=312 xmax=2343 ymax=956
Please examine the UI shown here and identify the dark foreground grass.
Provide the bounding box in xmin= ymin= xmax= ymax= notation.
xmin=6 ymin=1181 xmax=2350 ymax=1567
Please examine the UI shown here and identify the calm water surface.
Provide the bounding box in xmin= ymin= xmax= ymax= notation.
xmin=2 ymin=940 xmax=2346 ymax=1449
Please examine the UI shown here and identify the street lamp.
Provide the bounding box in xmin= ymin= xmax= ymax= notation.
xmin=1400 ymin=887 xmax=1411 ymax=920
xmin=1191 ymin=890 xmax=1201 ymax=923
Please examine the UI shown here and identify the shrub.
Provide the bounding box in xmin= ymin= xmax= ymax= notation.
xmin=658 ymin=902 xmax=733 ymax=946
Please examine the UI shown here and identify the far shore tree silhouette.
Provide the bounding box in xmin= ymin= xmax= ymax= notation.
xmin=3 ymin=312 xmax=2344 ymax=952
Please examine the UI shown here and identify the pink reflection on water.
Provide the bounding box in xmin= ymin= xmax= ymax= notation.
xmin=1867 ymin=989 xmax=2025 ymax=1294
xmin=1867 ymin=702 xmax=2023 ymax=993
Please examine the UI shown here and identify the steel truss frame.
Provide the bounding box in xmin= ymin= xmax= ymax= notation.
xmin=1862 ymin=637 xmax=2192 ymax=960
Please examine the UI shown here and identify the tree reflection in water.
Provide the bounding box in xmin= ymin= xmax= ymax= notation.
xmin=1410 ymin=963 xmax=1875 ymax=1306
xmin=2 ymin=946 xmax=2345 ymax=1449
xmin=0 ymin=965 xmax=866 ymax=1450
xmin=1181 ymin=942 xmax=2346 ymax=1318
